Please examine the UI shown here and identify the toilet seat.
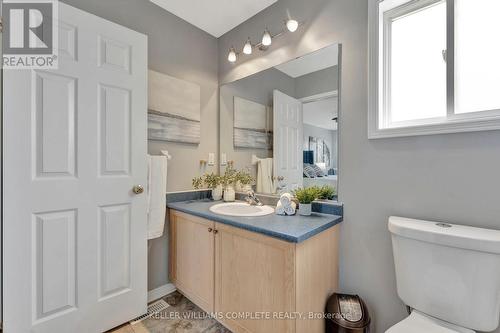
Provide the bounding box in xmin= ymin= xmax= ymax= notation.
xmin=386 ymin=310 xmax=475 ymax=333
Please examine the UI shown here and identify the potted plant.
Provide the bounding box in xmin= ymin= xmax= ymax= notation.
xmin=204 ymin=173 xmax=223 ymax=201
xmin=316 ymin=185 xmax=337 ymax=201
xmin=192 ymin=176 xmax=204 ymax=190
xmin=292 ymin=187 xmax=320 ymax=216
xmin=235 ymin=168 xmax=254 ymax=192
xmin=222 ymin=166 xmax=237 ymax=202
xmin=192 ymin=173 xmax=223 ymax=201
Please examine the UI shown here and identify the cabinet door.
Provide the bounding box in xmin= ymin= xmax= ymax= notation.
xmin=214 ymin=223 xmax=296 ymax=333
xmin=170 ymin=210 xmax=214 ymax=312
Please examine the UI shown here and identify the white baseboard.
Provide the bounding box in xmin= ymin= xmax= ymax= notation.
xmin=148 ymin=283 xmax=176 ymax=302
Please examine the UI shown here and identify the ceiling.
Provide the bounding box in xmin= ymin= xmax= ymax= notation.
xmin=150 ymin=0 xmax=278 ymax=38
xmin=275 ymin=44 xmax=339 ymax=78
xmin=303 ymin=97 xmax=338 ymax=130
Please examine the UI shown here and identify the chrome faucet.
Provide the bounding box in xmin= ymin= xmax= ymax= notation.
xmin=245 ymin=190 xmax=263 ymax=206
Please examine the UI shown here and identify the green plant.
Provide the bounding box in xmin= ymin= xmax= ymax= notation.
xmin=292 ymin=187 xmax=320 ymax=204
xmin=222 ymin=166 xmax=237 ymax=187
xmin=235 ymin=168 xmax=254 ymax=186
xmin=192 ymin=176 xmax=204 ymax=189
xmin=192 ymin=173 xmax=222 ymax=190
xmin=192 ymin=167 xmax=254 ymax=190
xmin=204 ymin=173 xmax=222 ymax=189
xmin=316 ymin=185 xmax=336 ymax=200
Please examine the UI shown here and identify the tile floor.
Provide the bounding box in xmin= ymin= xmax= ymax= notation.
xmin=108 ymin=291 xmax=231 ymax=333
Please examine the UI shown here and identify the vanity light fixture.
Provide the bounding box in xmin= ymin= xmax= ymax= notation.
xmin=227 ymin=47 xmax=237 ymax=62
xmin=286 ymin=19 xmax=298 ymax=32
xmin=226 ymin=18 xmax=302 ymax=63
xmin=261 ymin=29 xmax=272 ymax=46
xmin=243 ymin=38 xmax=253 ymax=55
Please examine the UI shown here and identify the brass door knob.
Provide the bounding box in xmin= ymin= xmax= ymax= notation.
xmin=213 ymin=229 xmax=219 ymax=235
xmin=133 ymin=185 xmax=144 ymax=194
xmin=208 ymin=228 xmax=213 ymax=233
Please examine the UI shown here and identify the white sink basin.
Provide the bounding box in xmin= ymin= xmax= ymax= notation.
xmin=209 ymin=202 xmax=275 ymax=217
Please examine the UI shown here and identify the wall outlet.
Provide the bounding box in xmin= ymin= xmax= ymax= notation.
xmin=208 ymin=153 xmax=215 ymax=166
xmin=221 ymin=153 xmax=227 ymax=166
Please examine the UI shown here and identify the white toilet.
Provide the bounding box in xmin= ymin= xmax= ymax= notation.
xmin=387 ymin=216 xmax=500 ymax=333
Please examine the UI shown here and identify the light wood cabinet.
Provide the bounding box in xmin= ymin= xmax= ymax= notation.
xmin=169 ymin=209 xmax=340 ymax=333
xmin=214 ymin=222 xmax=296 ymax=333
xmin=169 ymin=210 xmax=215 ymax=312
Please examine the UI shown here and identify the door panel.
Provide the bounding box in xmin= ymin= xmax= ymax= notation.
xmin=34 ymin=71 xmax=77 ymax=178
xmin=273 ymin=90 xmax=303 ymax=191
xmin=98 ymin=84 xmax=131 ymax=175
xmin=34 ymin=209 xmax=77 ymax=320
xmin=98 ymin=36 xmax=132 ymax=74
xmin=98 ymin=204 xmax=131 ymax=300
xmin=57 ymin=21 xmax=78 ymax=61
xmin=3 ymin=3 xmax=148 ymax=332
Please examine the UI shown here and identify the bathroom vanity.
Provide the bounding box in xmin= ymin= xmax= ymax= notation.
xmin=167 ymin=200 xmax=342 ymax=333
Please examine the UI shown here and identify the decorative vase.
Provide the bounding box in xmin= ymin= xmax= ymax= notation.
xmin=212 ymin=185 xmax=223 ymax=201
xmin=223 ymin=186 xmax=235 ymax=202
xmin=298 ymin=203 xmax=312 ymax=216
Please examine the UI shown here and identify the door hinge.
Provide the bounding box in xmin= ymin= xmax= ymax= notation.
xmin=442 ymin=49 xmax=447 ymax=63
xmin=0 ymin=17 xmax=3 ymax=33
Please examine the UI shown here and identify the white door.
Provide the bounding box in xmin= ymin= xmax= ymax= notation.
xmin=3 ymin=3 xmax=148 ymax=332
xmin=273 ymin=90 xmax=303 ymax=191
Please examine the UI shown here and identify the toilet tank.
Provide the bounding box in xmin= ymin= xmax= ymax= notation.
xmin=389 ymin=216 xmax=500 ymax=332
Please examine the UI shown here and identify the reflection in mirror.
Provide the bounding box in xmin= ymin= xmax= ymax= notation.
xmin=219 ymin=43 xmax=340 ymax=200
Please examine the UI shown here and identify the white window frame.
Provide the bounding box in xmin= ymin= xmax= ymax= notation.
xmin=368 ymin=0 xmax=500 ymax=139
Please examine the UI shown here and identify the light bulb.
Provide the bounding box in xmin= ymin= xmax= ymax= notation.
xmin=286 ymin=19 xmax=298 ymax=32
xmin=227 ymin=48 xmax=237 ymax=62
xmin=243 ymin=38 xmax=252 ymax=55
xmin=261 ymin=29 xmax=272 ymax=46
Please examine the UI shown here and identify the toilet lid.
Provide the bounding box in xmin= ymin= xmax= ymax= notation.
xmin=386 ymin=311 xmax=475 ymax=333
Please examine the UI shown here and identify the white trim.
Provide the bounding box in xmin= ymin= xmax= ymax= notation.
xmin=300 ymin=90 xmax=338 ymax=103
xmin=369 ymin=117 xmax=500 ymax=139
xmin=148 ymin=283 xmax=176 ymax=302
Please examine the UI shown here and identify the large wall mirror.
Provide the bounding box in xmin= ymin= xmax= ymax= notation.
xmin=220 ymin=43 xmax=341 ymax=201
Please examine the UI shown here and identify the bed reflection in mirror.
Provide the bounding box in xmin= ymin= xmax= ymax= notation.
xmin=219 ymin=43 xmax=340 ymax=201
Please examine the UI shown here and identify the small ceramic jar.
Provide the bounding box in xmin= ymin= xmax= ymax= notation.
xmin=212 ymin=185 xmax=223 ymax=201
xmin=298 ymin=203 xmax=312 ymax=216
xmin=223 ymin=186 xmax=235 ymax=202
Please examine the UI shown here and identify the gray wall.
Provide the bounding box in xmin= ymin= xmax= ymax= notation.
xmin=60 ymin=0 xmax=219 ymax=292
xmin=295 ymin=66 xmax=339 ymax=99
xmin=219 ymin=0 xmax=500 ymax=332
xmin=220 ymin=68 xmax=295 ymax=178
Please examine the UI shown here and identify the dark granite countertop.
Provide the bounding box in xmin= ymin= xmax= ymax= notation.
xmin=167 ymin=200 xmax=343 ymax=243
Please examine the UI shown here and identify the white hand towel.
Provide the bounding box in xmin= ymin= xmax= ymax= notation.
xmin=276 ymin=200 xmax=296 ymax=216
xmin=279 ymin=193 xmax=293 ymax=206
xmin=276 ymin=201 xmax=286 ymax=215
xmin=252 ymin=156 xmax=274 ymax=194
xmin=284 ymin=202 xmax=297 ymax=215
xmin=147 ymin=155 xmax=168 ymax=239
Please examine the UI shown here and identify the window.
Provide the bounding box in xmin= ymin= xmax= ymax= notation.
xmin=369 ymin=0 xmax=500 ymax=138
